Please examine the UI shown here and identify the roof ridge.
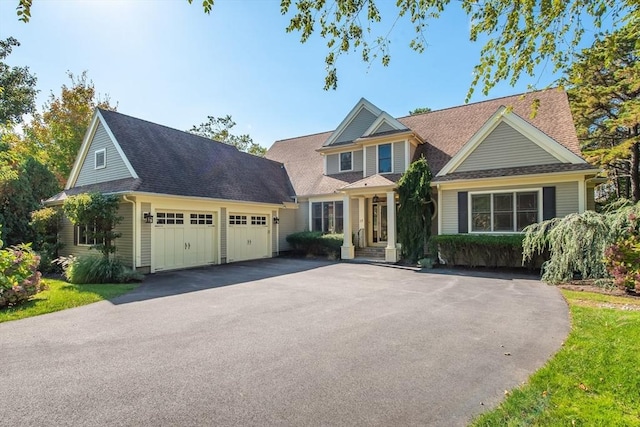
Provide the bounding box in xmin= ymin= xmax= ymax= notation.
xmin=396 ymin=87 xmax=561 ymax=119
xmin=97 ymin=107 xmax=237 ymax=150
xmin=273 ymin=129 xmax=333 ymax=144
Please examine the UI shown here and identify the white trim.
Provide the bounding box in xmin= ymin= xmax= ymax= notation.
xmin=66 ymin=112 xmax=99 ymax=189
xmin=434 ymin=168 xmax=598 ymax=189
xmin=323 ymin=154 xmax=327 ymax=175
xmin=323 ymin=98 xmax=383 ymax=147
xmin=437 ymin=185 xmax=442 ymax=235
xmin=362 ymin=111 xmax=408 ymax=137
xmin=94 ymin=148 xmax=106 ymax=169
xmin=96 ymin=110 xmax=138 ymax=179
xmin=376 ymin=142 xmax=394 ymax=174
xmin=404 ymin=139 xmax=410 ymax=172
xmin=578 ymin=179 xmax=586 ymax=213
xmin=338 ymin=151 xmax=354 ymax=172
xmin=467 ymin=188 xmax=542 ymax=233
xmin=437 ymin=107 xmax=586 ymax=176
xmin=362 ymin=146 xmax=367 ymax=178
xmin=65 ymin=109 xmax=139 ymax=189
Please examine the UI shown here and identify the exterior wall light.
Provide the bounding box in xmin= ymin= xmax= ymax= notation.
xmin=143 ymin=212 xmax=154 ymax=223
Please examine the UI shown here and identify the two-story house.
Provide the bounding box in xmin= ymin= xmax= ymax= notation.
xmin=48 ymin=88 xmax=599 ymax=271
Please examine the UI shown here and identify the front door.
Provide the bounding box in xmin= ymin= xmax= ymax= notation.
xmin=372 ymin=203 xmax=388 ymax=244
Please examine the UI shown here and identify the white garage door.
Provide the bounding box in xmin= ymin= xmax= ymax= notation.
xmin=227 ymin=214 xmax=270 ymax=262
xmin=154 ymin=212 xmax=217 ymax=271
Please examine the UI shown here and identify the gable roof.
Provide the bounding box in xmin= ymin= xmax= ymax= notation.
xmin=323 ymin=98 xmax=382 ymax=147
xmin=437 ymin=106 xmax=585 ymax=176
xmin=267 ymin=89 xmax=584 ymax=196
xmin=266 ymin=130 xmax=364 ymax=196
xmin=401 ymin=88 xmax=582 ymax=174
xmin=60 ymin=109 xmax=295 ymax=205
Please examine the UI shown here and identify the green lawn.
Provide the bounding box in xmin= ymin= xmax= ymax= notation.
xmin=0 ymin=278 xmax=137 ymax=323
xmin=472 ymin=290 xmax=640 ymax=426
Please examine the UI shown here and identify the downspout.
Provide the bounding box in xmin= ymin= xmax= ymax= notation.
xmin=122 ymin=195 xmax=136 ymax=269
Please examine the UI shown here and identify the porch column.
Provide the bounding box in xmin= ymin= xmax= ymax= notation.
xmin=385 ymin=191 xmax=398 ymax=262
xmin=341 ymin=195 xmax=355 ymax=259
xmin=358 ymin=197 xmax=366 ymax=248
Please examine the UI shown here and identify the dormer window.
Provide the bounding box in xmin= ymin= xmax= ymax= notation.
xmin=95 ymin=148 xmax=106 ymax=169
xmin=378 ymin=143 xmax=392 ymax=173
xmin=339 ymin=152 xmax=353 ymax=172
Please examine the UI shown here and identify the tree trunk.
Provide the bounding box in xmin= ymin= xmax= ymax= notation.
xmin=632 ymin=142 xmax=640 ymax=202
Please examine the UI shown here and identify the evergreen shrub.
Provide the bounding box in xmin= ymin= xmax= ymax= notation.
xmin=286 ymin=231 xmax=344 ymax=258
xmin=432 ymin=234 xmax=526 ymax=268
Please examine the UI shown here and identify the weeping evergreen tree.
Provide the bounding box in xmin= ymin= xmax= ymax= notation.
xmin=397 ymin=157 xmax=433 ymax=263
xmin=522 ymin=201 xmax=640 ymax=284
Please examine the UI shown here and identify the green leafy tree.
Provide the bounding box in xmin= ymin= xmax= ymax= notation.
xmin=567 ymin=21 xmax=640 ymax=202
xmin=188 ymin=114 xmax=267 ymax=156
xmin=0 ymin=142 xmax=60 ymax=246
xmin=23 ymin=71 xmax=115 ymax=184
xmin=0 ymin=37 xmax=38 ymax=125
xmin=63 ymin=193 xmax=122 ymax=259
xmin=397 ymin=156 xmax=433 ymax=263
xmin=409 ymin=107 xmax=431 ymax=115
xmin=29 ymin=206 xmax=63 ymax=272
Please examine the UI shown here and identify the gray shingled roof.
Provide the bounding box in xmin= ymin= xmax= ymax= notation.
xmin=267 ymin=89 xmax=585 ymax=196
xmin=55 ymin=109 xmax=295 ymax=205
xmin=431 ymin=163 xmax=598 ymax=183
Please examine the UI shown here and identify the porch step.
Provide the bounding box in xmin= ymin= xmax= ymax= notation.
xmin=355 ymin=247 xmax=386 ymax=259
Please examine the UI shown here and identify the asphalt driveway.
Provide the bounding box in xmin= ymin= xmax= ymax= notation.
xmin=0 ymin=259 xmax=569 ymax=426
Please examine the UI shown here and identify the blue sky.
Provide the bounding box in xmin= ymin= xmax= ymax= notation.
xmin=0 ymin=0 xmax=587 ymax=148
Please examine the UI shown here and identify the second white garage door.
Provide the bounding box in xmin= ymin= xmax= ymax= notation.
xmin=227 ymin=214 xmax=270 ymax=262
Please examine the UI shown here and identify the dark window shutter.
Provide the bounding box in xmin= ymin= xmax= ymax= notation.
xmin=73 ymin=225 xmax=78 ymax=245
xmin=543 ymin=187 xmax=556 ymax=220
xmin=458 ymin=192 xmax=468 ymax=233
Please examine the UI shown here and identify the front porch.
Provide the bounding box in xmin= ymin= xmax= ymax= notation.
xmin=339 ymin=177 xmax=401 ymax=263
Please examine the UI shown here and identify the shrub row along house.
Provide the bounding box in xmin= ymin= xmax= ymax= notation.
xmin=47 ymin=89 xmax=599 ymax=272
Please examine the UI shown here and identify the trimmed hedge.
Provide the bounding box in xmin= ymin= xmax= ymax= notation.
xmin=432 ymin=234 xmax=529 ymax=268
xmin=286 ymin=231 xmax=343 ymax=259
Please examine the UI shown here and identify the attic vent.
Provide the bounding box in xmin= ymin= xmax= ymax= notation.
xmin=95 ymin=148 xmax=106 ymax=169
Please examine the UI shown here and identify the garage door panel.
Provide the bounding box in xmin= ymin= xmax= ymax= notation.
xmin=154 ymin=211 xmax=217 ymax=271
xmin=228 ymin=214 xmax=269 ymax=262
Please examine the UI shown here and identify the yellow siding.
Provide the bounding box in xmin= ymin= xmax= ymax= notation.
xmin=140 ymin=202 xmax=151 ymax=267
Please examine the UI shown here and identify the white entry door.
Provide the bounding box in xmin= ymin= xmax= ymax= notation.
xmin=227 ymin=214 xmax=270 ymax=262
xmin=154 ymin=211 xmax=217 ymax=271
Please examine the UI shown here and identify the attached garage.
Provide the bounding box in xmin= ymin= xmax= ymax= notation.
xmin=154 ymin=211 xmax=217 ymax=271
xmin=227 ymin=214 xmax=270 ymax=262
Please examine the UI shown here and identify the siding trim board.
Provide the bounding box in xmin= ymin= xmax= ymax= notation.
xmin=362 ymin=111 xmax=408 ymax=137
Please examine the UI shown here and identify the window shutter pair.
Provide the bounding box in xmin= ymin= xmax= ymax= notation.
xmin=457 ymin=187 xmax=556 ymax=233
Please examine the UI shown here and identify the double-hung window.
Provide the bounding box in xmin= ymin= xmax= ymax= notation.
xmin=95 ymin=148 xmax=106 ymax=169
xmin=76 ymin=224 xmax=99 ymax=246
xmin=339 ymin=152 xmax=352 ymax=172
xmin=378 ymin=144 xmax=392 ymax=173
xmin=311 ymin=201 xmax=344 ymax=233
xmin=471 ymin=190 xmax=540 ymax=232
